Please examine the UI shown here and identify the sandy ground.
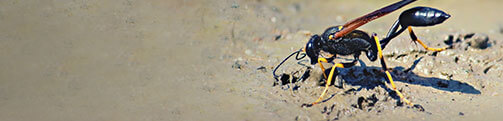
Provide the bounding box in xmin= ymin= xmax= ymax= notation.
xmin=1 ymin=0 xmax=502 ymax=121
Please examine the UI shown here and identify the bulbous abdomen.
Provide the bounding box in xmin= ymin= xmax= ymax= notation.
xmin=399 ymin=7 xmax=450 ymax=27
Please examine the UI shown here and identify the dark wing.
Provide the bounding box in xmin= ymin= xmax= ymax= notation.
xmin=334 ymin=0 xmax=417 ymax=39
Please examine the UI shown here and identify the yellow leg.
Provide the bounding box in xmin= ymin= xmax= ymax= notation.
xmin=374 ymin=34 xmax=414 ymax=106
xmin=318 ymin=58 xmax=329 ymax=79
xmin=408 ymin=26 xmax=448 ymax=52
xmin=311 ymin=63 xmax=345 ymax=105
xmin=385 ymin=71 xmax=412 ymax=105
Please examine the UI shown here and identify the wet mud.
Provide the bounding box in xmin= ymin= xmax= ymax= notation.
xmin=1 ymin=0 xmax=503 ymax=121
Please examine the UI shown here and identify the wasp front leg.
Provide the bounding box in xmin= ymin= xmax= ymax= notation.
xmin=302 ymin=59 xmax=357 ymax=107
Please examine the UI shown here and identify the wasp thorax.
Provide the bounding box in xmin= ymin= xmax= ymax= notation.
xmin=321 ymin=26 xmax=343 ymax=41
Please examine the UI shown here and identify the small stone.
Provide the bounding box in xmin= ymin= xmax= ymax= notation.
xmin=232 ymin=61 xmax=242 ymax=70
xmin=459 ymin=112 xmax=464 ymax=116
xmin=257 ymin=66 xmax=267 ymax=72
xmin=274 ymin=35 xmax=281 ymax=40
xmin=231 ymin=3 xmax=239 ymax=8
xmin=444 ymin=35 xmax=454 ymax=45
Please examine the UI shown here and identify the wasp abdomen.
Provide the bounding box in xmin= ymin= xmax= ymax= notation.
xmin=399 ymin=7 xmax=450 ymax=27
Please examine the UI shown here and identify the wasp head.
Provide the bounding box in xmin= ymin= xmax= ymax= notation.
xmin=305 ymin=35 xmax=321 ymax=65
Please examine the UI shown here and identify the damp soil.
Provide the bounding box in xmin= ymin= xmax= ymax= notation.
xmin=1 ymin=0 xmax=503 ymax=121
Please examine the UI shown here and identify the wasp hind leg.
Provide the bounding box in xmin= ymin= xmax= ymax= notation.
xmin=372 ymin=33 xmax=425 ymax=111
xmin=408 ymin=26 xmax=448 ymax=52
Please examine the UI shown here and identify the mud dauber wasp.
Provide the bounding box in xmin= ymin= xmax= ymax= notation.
xmin=272 ymin=0 xmax=450 ymax=109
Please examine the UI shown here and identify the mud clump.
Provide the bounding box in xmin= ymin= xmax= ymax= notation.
xmin=444 ymin=34 xmax=456 ymax=45
xmin=466 ymin=33 xmax=490 ymax=49
xmin=273 ymin=69 xmax=310 ymax=86
xmin=352 ymin=94 xmax=379 ymax=110
xmin=279 ymin=74 xmax=298 ymax=85
xmin=445 ymin=33 xmax=492 ymax=50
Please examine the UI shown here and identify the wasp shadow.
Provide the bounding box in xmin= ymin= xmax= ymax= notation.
xmin=320 ymin=57 xmax=481 ymax=95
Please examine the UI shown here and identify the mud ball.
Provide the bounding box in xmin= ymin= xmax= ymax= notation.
xmin=466 ymin=33 xmax=489 ymax=49
xmin=280 ymin=74 xmax=290 ymax=85
xmin=354 ymin=94 xmax=379 ymax=110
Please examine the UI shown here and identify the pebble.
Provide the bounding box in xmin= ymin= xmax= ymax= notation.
xmin=231 ymin=3 xmax=239 ymax=8
xmin=232 ymin=61 xmax=242 ymax=70
xmin=271 ymin=17 xmax=277 ymax=23
xmin=245 ymin=49 xmax=252 ymax=55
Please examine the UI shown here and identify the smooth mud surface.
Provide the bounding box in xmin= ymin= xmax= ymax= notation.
xmin=1 ymin=0 xmax=502 ymax=121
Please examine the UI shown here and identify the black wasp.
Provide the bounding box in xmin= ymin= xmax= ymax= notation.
xmin=272 ymin=0 xmax=450 ymax=109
